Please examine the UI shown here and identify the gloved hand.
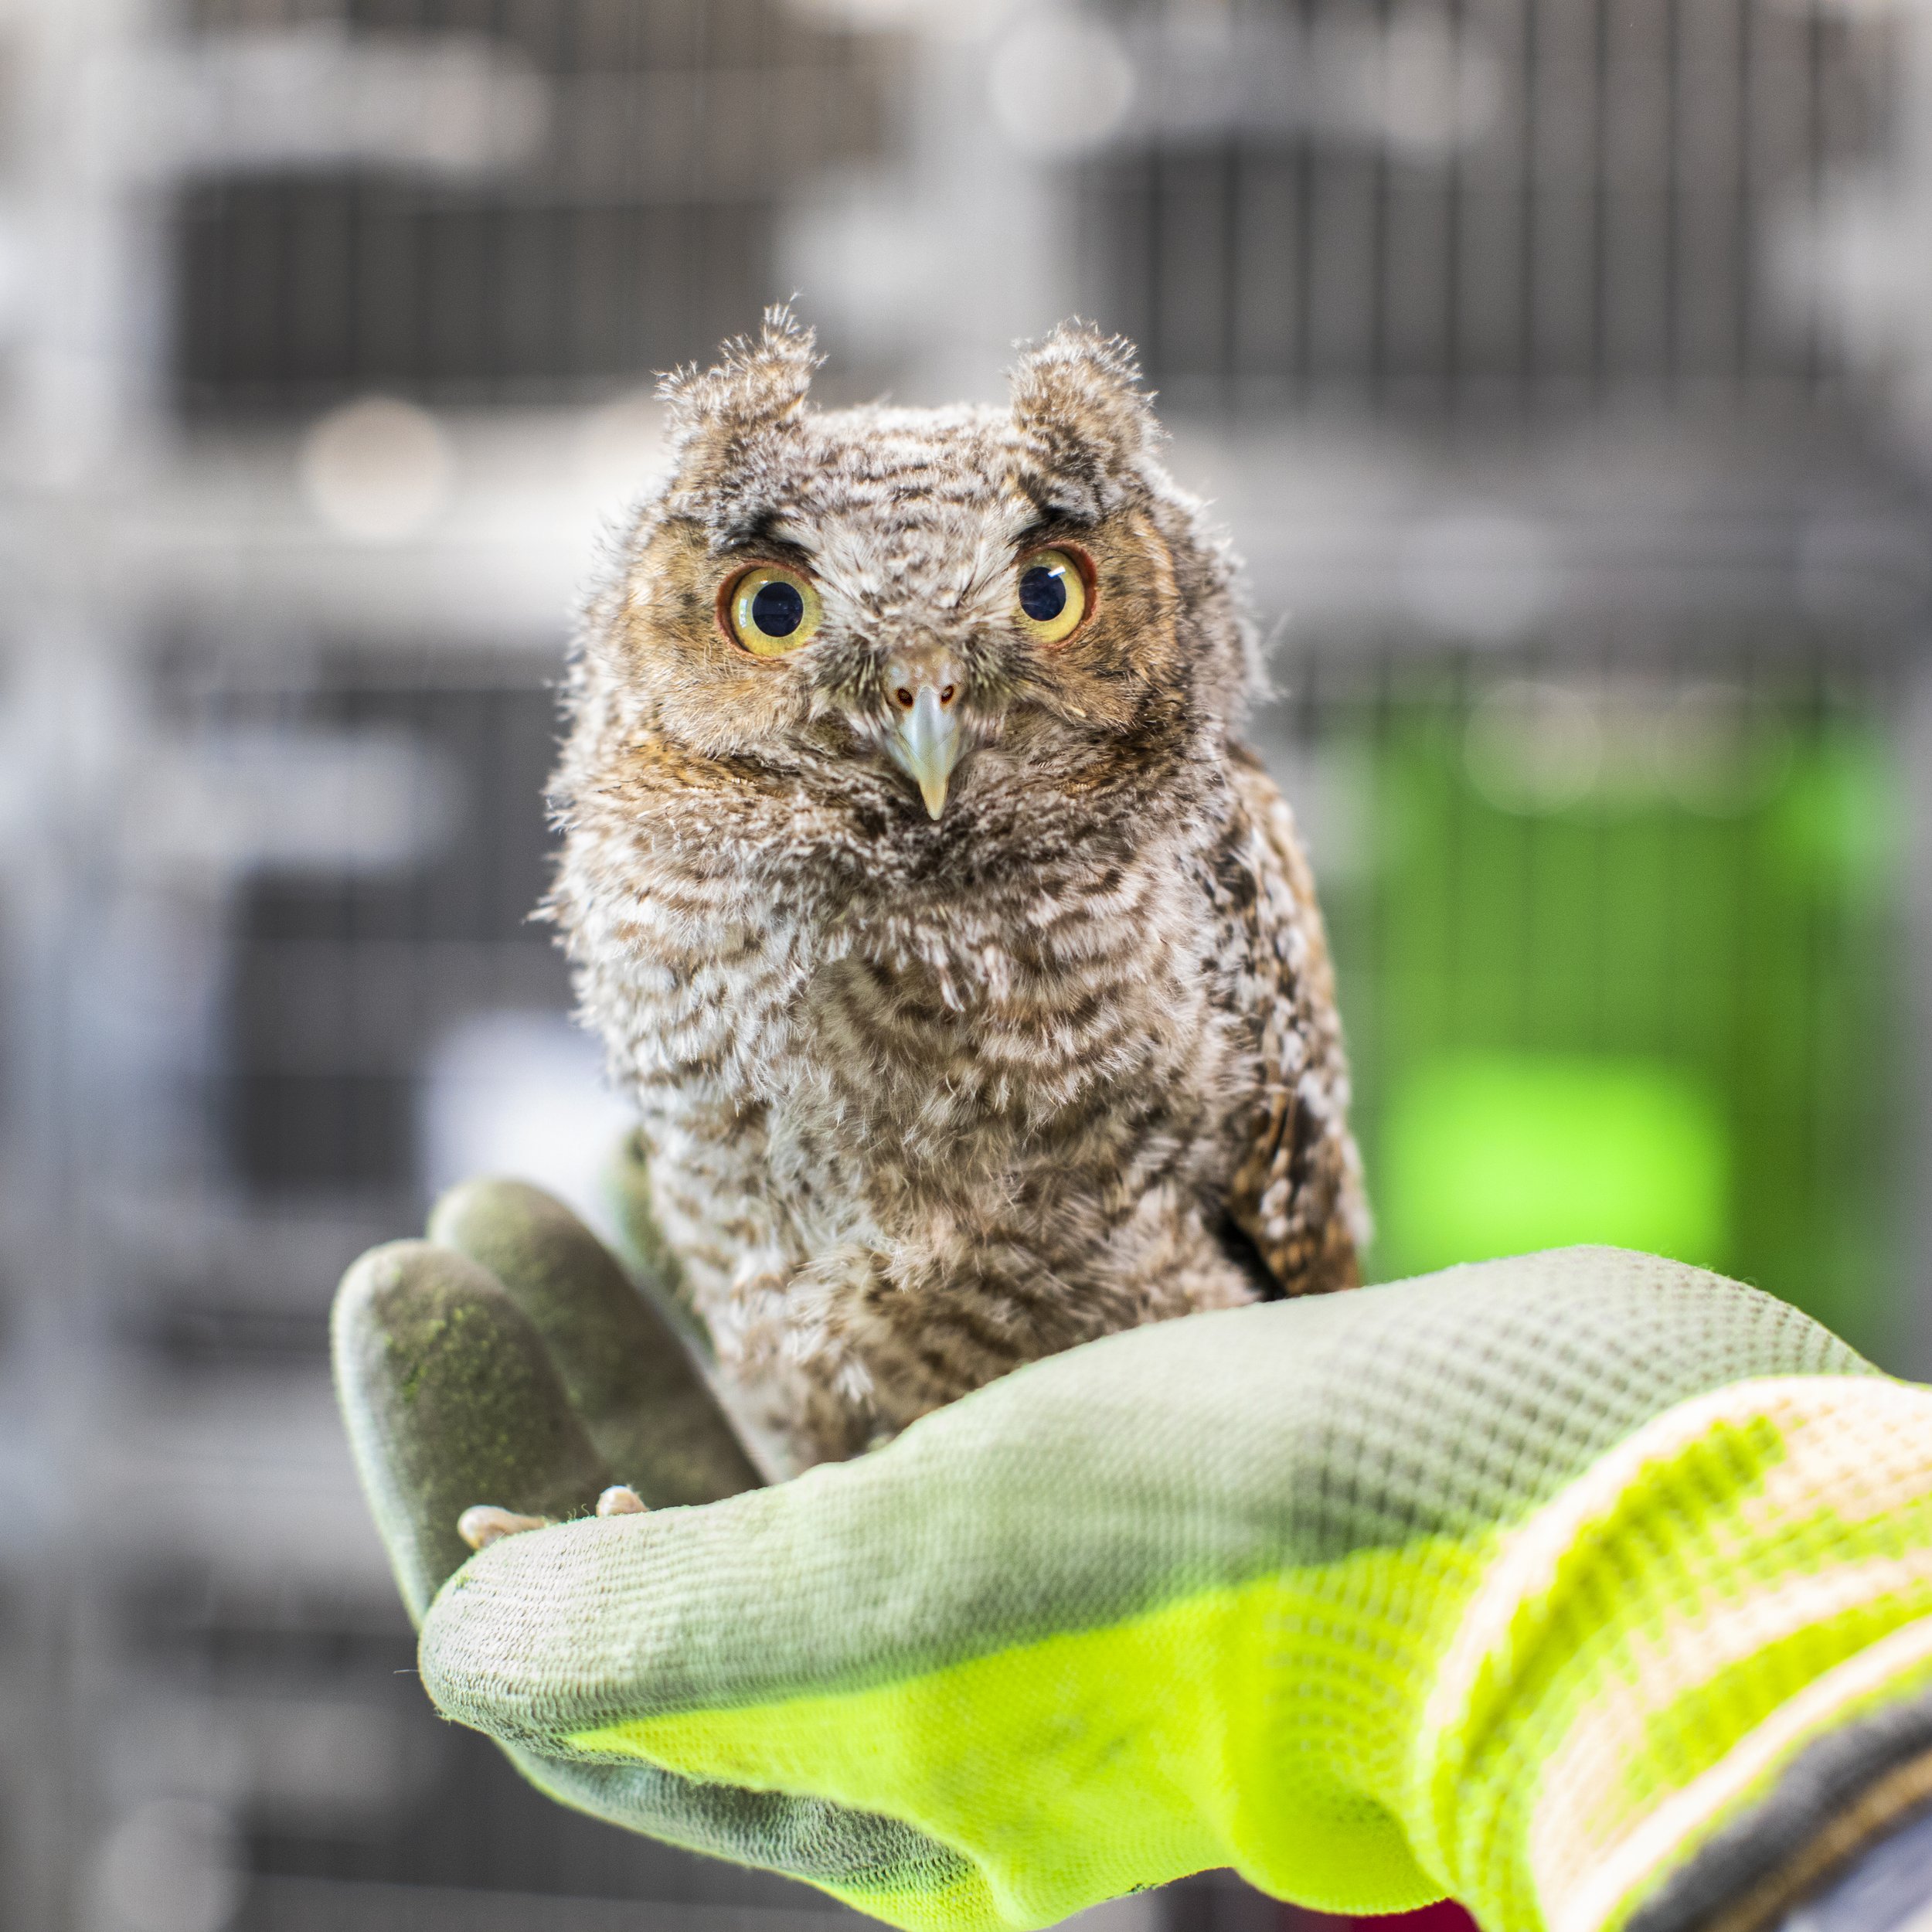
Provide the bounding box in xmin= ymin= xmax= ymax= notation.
xmin=334 ymin=1179 xmax=1932 ymax=1932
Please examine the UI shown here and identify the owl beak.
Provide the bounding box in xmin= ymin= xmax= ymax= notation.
xmin=883 ymin=652 xmax=965 ymax=820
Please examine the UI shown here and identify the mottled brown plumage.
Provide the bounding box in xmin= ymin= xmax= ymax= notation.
xmin=549 ymin=311 xmax=1366 ymax=1472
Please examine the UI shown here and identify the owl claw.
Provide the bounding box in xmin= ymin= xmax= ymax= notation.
xmin=457 ymin=1505 xmax=552 ymax=1550
xmin=457 ymin=1488 xmax=645 ymax=1550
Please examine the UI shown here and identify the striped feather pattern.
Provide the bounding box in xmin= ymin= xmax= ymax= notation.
xmin=549 ymin=314 xmax=1366 ymax=1469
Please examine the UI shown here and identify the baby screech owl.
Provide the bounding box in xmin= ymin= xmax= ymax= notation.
xmin=549 ymin=310 xmax=1367 ymax=1474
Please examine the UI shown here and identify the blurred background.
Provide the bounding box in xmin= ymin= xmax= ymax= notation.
xmin=0 ymin=0 xmax=1929 ymax=1927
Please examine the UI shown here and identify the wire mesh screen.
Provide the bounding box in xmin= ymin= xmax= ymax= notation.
xmin=221 ymin=668 xmax=564 ymax=1200
xmin=1259 ymin=631 xmax=1906 ymax=1360
xmin=171 ymin=0 xmax=898 ymax=411
xmin=1078 ymin=0 xmax=1893 ymax=412
xmin=17 ymin=3 xmax=1926 ymax=1928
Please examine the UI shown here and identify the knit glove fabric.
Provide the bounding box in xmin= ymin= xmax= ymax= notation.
xmin=333 ymin=1182 xmax=1932 ymax=1932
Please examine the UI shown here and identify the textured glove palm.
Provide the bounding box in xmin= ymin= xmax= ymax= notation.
xmin=333 ymin=1183 xmax=1932 ymax=1932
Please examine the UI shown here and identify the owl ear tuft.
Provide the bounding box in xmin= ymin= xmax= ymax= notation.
xmin=1009 ymin=321 xmax=1160 ymax=519
xmin=659 ymin=304 xmax=820 ymax=485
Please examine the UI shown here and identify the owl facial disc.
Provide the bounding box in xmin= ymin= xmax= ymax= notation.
xmin=882 ymin=646 xmax=964 ymax=819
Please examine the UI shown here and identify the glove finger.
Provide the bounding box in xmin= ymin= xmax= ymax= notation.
xmin=332 ymin=1239 xmax=610 ymax=1623
xmin=427 ymin=1176 xmax=761 ymax=1508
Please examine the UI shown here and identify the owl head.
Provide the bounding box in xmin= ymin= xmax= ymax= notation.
xmin=563 ymin=308 xmax=1257 ymax=877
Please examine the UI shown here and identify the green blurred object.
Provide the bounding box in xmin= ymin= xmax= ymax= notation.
xmin=1304 ymin=674 xmax=1903 ymax=1359
xmin=1380 ymin=1050 xmax=1730 ymax=1279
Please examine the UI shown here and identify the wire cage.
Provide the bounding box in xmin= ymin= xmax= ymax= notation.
xmin=5 ymin=2 xmax=1931 ymax=1930
xmin=1077 ymin=0 xmax=1896 ymax=417
xmin=1261 ymin=631 xmax=1911 ymax=1359
xmin=171 ymin=0 xmax=899 ymax=413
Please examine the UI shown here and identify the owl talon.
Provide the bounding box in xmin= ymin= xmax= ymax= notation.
xmin=596 ymin=1485 xmax=648 ymax=1517
xmin=457 ymin=1505 xmax=552 ymax=1550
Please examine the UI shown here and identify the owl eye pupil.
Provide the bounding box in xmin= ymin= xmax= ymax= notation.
xmin=750 ymin=579 xmax=805 ymax=637
xmin=1019 ymin=564 xmax=1067 ymax=623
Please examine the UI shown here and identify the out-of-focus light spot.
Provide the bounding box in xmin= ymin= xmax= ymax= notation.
xmin=573 ymin=389 xmax=666 ymax=505
xmin=13 ymin=349 xmax=124 ymax=490
xmin=1060 ymin=6 xmax=1501 ymax=157
xmin=0 ymin=215 xmax=26 ymax=345
xmin=786 ymin=0 xmax=1019 ymax=39
xmin=1379 ymin=1050 xmax=1731 ymax=1279
xmin=782 ymin=187 xmax=940 ymax=358
xmin=300 ymin=396 xmax=454 ymax=543
xmin=987 ymin=12 xmax=1136 ymax=157
xmin=1651 ymin=685 xmax=1794 ymax=818
xmin=1768 ymin=172 xmax=1907 ymax=376
xmin=1466 ymin=679 xmax=1801 ymax=819
xmin=134 ymin=728 xmax=456 ymax=876
xmin=1465 ymin=680 xmax=1603 ymax=815
xmin=1374 ymin=5 xmax=1501 ymax=155
xmin=125 ymin=27 xmax=549 ymax=179
xmin=1399 ymin=509 xmax=1560 ymax=643
xmin=92 ymin=1801 xmax=241 ymax=1932
xmin=420 ymin=1010 xmax=637 ymax=1242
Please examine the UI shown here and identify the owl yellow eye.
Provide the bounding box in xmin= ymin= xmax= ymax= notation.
xmin=725 ymin=564 xmax=822 ymax=658
xmin=1015 ymin=547 xmax=1089 ymax=646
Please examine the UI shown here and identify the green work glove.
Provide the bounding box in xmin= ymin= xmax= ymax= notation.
xmin=335 ymin=1186 xmax=1932 ymax=1932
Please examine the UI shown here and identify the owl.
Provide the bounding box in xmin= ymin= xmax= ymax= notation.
xmin=549 ymin=309 xmax=1367 ymax=1475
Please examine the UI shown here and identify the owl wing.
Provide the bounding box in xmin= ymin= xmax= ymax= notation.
xmin=1217 ymin=747 xmax=1368 ymax=1297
